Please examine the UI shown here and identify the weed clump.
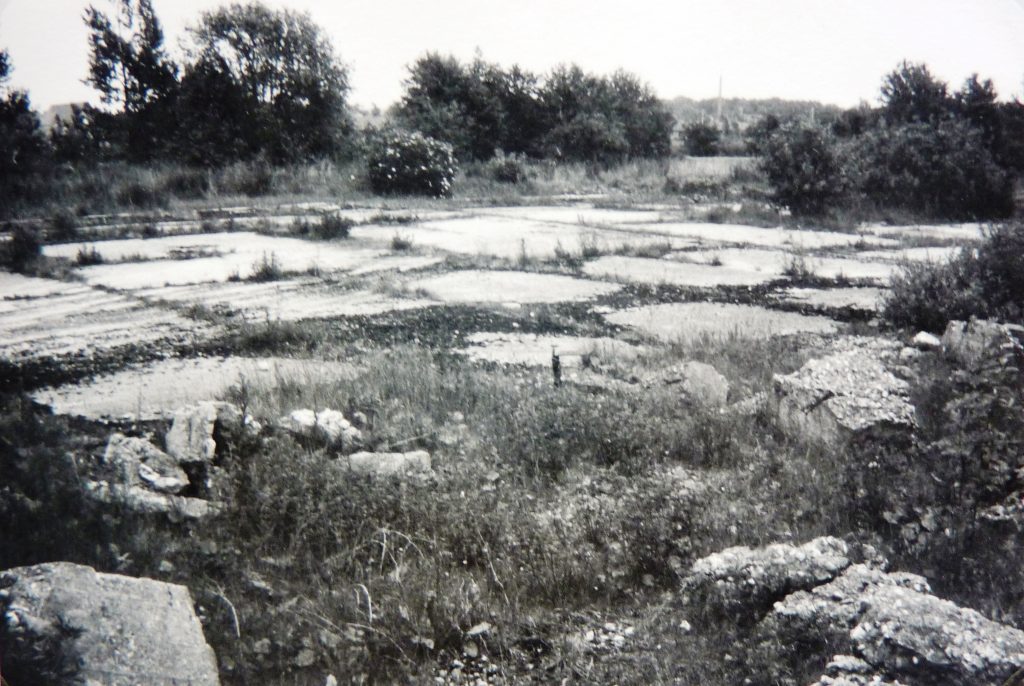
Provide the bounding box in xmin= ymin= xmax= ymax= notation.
xmin=74 ymin=245 xmax=104 ymax=266
xmin=248 ymin=251 xmax=285 ymax=282
xmin=117 ymin=181 xmax=169 ymax=209
xmin=162 ymin=168 xmax=210 ymax=199
xmin=291 ymin=213 xmax=353 ymax=240
xmin=390 ymin=233 xmax=414 ymax=251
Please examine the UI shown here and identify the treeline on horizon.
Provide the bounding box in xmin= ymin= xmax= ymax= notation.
xmin=1 ymin=0 xmax=1024 ymax=220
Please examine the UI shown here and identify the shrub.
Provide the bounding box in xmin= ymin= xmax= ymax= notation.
xmin=682 ymin=122 xmax=721 ymax=156
xmin=884 ymin=223 xmax=1024 ymax=331
xmin=367 ymin=131 xmax=456 ymax=197
xmin=760 ymin=123 xmax=847 ymax=216
xmin=48 ymin=209 xmax=78 ymax=241
xmin=851 ymin=119 xmax=1013 ymax=220
xmin=486 ymin=152 xmax=527 ymax=184
xmin=2 ymin=224 xmax=41 ymax=271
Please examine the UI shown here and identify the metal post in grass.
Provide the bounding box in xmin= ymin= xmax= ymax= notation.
xmin=552 ymin=348 xmax=561 ymax=387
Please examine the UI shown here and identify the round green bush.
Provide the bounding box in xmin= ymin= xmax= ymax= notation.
xmin=367 ymin=131 xmax=456 ymax=197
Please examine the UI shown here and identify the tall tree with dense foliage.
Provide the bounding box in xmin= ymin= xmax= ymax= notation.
xmin=83 ymin=0 xmax=178 ymax=159
xmin=397 ymin=53 xmax=497 ymax=160
xmin=0 ymin=49 xmax=47 ymax=205
xmin=84 ymin=0 xmax=178 ymax=115
xmin=609 ymin=70 xmax=675 ymax=158
xmin=682 ymin=122 xmax=721 ymax=156
xmin=879 ymin=61 xmax=951 ymax=124
xmin=397 ymin=56 xmax=673 ymax=164
xmin=187 ymin=2 xmax=352 ymax=162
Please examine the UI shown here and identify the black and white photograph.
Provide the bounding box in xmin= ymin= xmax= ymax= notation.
xmin=0 ymin=1 xmax=1023 ymax=683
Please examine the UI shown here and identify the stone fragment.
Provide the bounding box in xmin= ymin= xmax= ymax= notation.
xmin=104 ymin=433 xmax=188 ymax=494
xmin=911 ymin=331 xmax=941 ymax=349
xmin=942 ymin=319 xmax=1024 ymax=369
xmin=685 ymin=537 xmax=1024 ymax=686
xmin=282 ymin=408 xmax=362 ymax=447
xmin=762 ymin=563 xmax=1024 ymax=686
xmin=166 ymin=401 xmax=242 ymax=463
xmin=0 ymin=562 xmax=220 ymax=685
xmin=683 ymin=536 xmax=860 ymax=617
xmin=343 ymin=450 xmax=432 ymax=476
xmin=84 ymin=481 xmax=218 ymax=521
xmin=647 ymin=361 xmax=731 ymax=407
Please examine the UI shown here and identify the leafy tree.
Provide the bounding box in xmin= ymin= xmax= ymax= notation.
xmin=397 ymin=56 xmax=671 ymax=164
xmin=84 ymin=0 xmax=177 ymax=114
xmin=188 ymin=2 xmax=352 ymax=162
xmin=0 ymin=49 xmax=47 ymax=205
xmin=539 ymin=65 xmax=623 ymax=163
xmin=880 ymin=61 xmax=952 ymax=124
xmin=682 ymin=122 xmax=721 ymax=156
xmin=852 ymin=118 xmax=1013 ymax=220
xmin=997 ymin=100 xmax=1024 ymax=172
xmin=50 ymin=105 xmax=118 ymax=164
xmin=397 ymin=53 xmax=508 ymax=161
xmin=496 ymin=65 xmax=547 ymax=156
xmin=745 ymin=113 xmax=781 ymax=154
xmin=83 ymin=0 xmax=178 ymax=159
xmin=831 ymin=103 xmax=879 ymax=138
xmin=170 ymin=55 xmax=254 ymax=166
xmin=609 ymin=71 xmax=674 ymax=158
xmin=956 ymin=75 xmax=1000 ymax=141
xmin=760 ymin=122 xmax=847 ymax=216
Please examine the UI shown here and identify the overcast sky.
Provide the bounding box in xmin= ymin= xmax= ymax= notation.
xmin=1 ymin=0 xmax=1023 ymax=112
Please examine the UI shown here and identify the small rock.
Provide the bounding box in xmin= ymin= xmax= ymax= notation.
xmin=294 ymin=648 xmax=316 ymax=667
xmin=911 ymin=331 xmax=941 ymax=349
xmin=343 ymin=450 xmax=431 ymax=476
xmin=282 ymin=408 xmax=361 ymax=447
xmin=898 ymin=346 xmax=922 ymax=362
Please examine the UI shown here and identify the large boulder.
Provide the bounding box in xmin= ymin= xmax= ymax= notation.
xmin=0 ymin=562 xmax=220 ymax=685
xmin=644 ymin=361 xmax=731 ymax=407
xmin=166 ymin=401 xmax=242 ymax=464
xmin=682 ymin=537 xmax=864 ymax=620
xmin=684 ymin=537 xmax=1024 ymax=686
xmin=760 ymin=562 xmax=1024 ymax=686
xmin=104 ymin=433 xmax=188 ymax=494
xmin=774 ymin=337 xmax=915 ymax=443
